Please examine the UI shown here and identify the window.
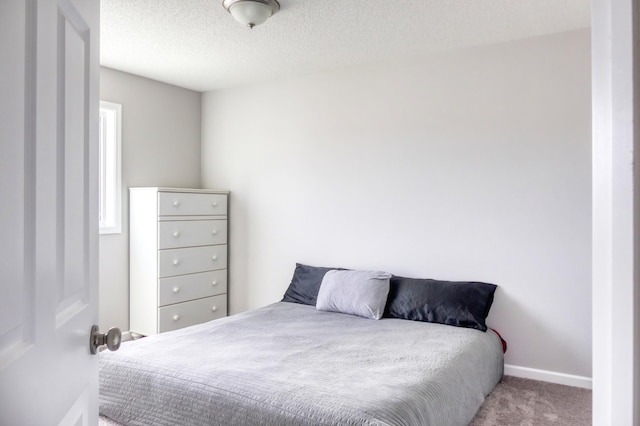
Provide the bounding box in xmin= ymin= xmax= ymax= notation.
xmin=99 ymin=101 xmax=122 ymax=234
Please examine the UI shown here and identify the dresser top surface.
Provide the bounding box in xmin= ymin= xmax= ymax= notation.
xmin=130 ymin=187 xmax=229 ymax=195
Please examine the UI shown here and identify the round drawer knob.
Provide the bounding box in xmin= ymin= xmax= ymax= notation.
xmin=173 ymin=259 xmax=180 ymax=266
xmin=173 ymin=231 xmax=180 ymax=238
xmin=211 ymin=229 xmax=218 ymax=235
xmin=211 ymin=255 xmax=218 ymax=261
xmin=212 ymin=280 xmax=218 ymax=286
xmin=173 ymin=287 xmax=180 ymax=294
xmin=173 ymin=315 xmax=180 ymax=321
xmin=173 ymin=200 xmax=180 ymax=207
xmin=211 ymin=306 xmax=218 ymax=312
xmin=212 ymin=201 xmax=218 ymax=207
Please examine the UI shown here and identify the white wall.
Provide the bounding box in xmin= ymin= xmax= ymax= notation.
xmin=201 ymin=29 xmax=592 ymax=379
xmin=99 ymin=67 xmax=201 ymax=331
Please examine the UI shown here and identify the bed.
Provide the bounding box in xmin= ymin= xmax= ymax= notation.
xmin=100 ymin=265 xmax=504 ymax=426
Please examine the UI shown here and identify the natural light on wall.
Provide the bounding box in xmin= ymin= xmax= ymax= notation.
xmin=99 ymin=101 xmax=122 ymax=234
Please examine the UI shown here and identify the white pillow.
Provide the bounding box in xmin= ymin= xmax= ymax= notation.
xmin=316 ymin=270 xmax=392 ymax=320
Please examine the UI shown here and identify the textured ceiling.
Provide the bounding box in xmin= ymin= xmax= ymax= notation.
xmin=100 ymin=0 xmax=591 ymax=92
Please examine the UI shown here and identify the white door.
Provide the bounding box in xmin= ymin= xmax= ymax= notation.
xmin=0 ymin=0 xmax=100 ymax=424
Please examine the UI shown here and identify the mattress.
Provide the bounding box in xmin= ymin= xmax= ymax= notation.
xmin=100 ymin=301 xmax=503 ymax=426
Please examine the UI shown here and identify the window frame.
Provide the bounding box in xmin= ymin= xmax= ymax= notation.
xmin=98 ymin=100 xmax=122 ymax=235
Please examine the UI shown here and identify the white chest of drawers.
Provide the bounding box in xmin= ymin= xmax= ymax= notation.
xmin=129 ymin=187 xmax=229 ymax=336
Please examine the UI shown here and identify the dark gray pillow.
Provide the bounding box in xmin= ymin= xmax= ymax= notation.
xmin=316 ymin=270 xmax=392 ymax=320
xmin=281 ymin=263 xmax=343 ymax=306
xmin=384 ymin=277 xmax=497 ymax=331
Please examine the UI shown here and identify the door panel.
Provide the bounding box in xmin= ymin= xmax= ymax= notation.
xmin=0 ymin=0 xmax=99 ymax=424
xmin=58 ymin=0 xmax=90 ymax=324
xmin=0 ymin=0 xmax=36 ymax=371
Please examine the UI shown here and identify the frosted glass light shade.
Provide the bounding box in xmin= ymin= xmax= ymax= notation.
xmin=222 ymin=0 xmax=280 ymax=29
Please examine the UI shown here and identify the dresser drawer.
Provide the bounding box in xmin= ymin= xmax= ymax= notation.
xmin=158 ymin=295 xmax=227 ymax=332
xmin=158 ymin=220 xmax=228 ymax=249
xmin=159 ymin=245 xmax=227 ymax=278
xmin=158 ymin=192 xmax=227 ymax=216
xmin=158 ymin=270 xmax=227 ymax=306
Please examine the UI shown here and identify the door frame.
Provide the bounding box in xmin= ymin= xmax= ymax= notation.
xmin=591 ymin=0 xmax=640 ymax=424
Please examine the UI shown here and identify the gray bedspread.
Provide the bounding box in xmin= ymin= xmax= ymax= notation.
xmin=100 ymin=302 xmax=503 ymax=426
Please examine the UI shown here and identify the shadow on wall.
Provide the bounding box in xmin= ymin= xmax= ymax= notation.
xmin=494 ymin=286 xmax=591 ymax=378
xmin=227 ymin=192 xmax=251 ymax=314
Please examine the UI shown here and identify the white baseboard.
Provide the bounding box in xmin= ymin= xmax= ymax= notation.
xmin=121 ymin=330 xmax=133 ymax=342
xmin=504 ymin=364 xmax=592 ymax=389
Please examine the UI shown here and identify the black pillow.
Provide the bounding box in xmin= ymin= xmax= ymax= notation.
xmin=282 ymin=263 xmax=343 ymax=306
xmin=384 ymin=277 xmax=497 ymax=331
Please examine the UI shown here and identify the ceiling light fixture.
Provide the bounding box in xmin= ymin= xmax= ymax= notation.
xmin=222 ymin=0 xmax=280 ymax=29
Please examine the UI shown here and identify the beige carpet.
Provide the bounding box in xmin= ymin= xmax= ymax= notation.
xmin=471 ymin=376 xmax=592 ymax=426
xmin=100 ymin=376 xmax=592 ymax=425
